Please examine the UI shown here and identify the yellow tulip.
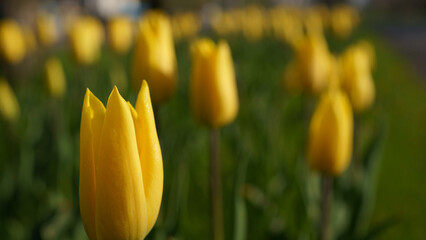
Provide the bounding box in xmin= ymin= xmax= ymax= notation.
xmin=295 ymin=34 xmax=331 ymax=94
xmin=108 ymin=16 xmax=133 ymax=54
xmin=340 ymin=44 xmax=375 ymax=112
xmin=190 ymin=38 xmax=239 ymax=128
xmin=0 ymin=20 xmax=26 ymax=64
xmin=132 ymin=11 xmax=177 ymax=106
xmin=282 ymin=60 xmax=302 ymax=93
xmin=241 ymin=5 xmax=265 ymax=41
xmin=171 ymin=12 xmax=201 ymax=41
xmin=308 ymin=88 xmax=353 ymax=176
xmin=44 ymin=57 xmax=66 ymax=98
xmin=36 ymin=12 xmax=58 ymax=47
xmin=80 ymin=81 xmax=163 ymax=240
xmin=330 ymin=5 xmax=359 ymax=39
xmin=24 ymin=28 xmax=37 ymax=53
xmin=0 ymin=78 xmax=20 ymax=122
xmin=69 ymin=16 xmax=104 ymax=65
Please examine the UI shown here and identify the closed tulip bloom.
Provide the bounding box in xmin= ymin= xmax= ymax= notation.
xmin=44 ymin=57 xmax=66 ymax=98
xmin=36 ymin=13 xmax=58 ymax=47
xmin=0 ymin=20 xmax=26 ymax=64
xmin=308 ymin=89 xmax=353 ymax=176
xmin=69 ymin=17 xmax=104 ymax=65
xmin=80 ymin=81 xmax=163 ymax=239
xmin=340 ymin=45 xmax=375 ymax=112
xmin=132 ymin=11 xmax=177 ymax=106
xmin=295 ymin=34 xmax=331 ymax=94
xmin=190 ymin=39 xmax=239 ymax=128
xmin=108 ymin=16 xmax=133 ymax=54
xmin=0 ymin=78 xmax=20 ymax=122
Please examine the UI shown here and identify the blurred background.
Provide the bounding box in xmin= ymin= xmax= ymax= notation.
xmin=0 ymin=0 xmax=425 ymax=239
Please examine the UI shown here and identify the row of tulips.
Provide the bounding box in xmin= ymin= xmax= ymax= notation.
xmin=0 ymin=3 xmax=384 ymax=239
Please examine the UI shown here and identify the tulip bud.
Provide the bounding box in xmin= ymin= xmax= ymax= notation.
xmin=0 ymin=78 xmax=20 ymax=122
xmin=340 ymin=44 xmax=375 ymax=112
xmin=24 ymin=28 xmax=37 ymax=53
xmin=132 ymin=11 xmax=177 ymax=106
xmin=44 ymin=57 xmax=66 ymax=98
xmin=308 ymin=89 xmax=353 ymax=176
xmin=241 ymin=5 xmax=265 ymax=41
xmin=80 ymin=81 xmax=163 ymax=239
xmin=295 ymin=34 xmax=331 ymax=94
xmin=108 ymin=16 xmax=133 ymax=54
xmin=0 ymin=20 xmax=26 ymax=64
xmin=36 ymin=12 xmax=58 ymax=47
xmin=190 ymin=38 xmax=239 ymax=128
xmin=69 ymin=16 xmax=104 ymax=65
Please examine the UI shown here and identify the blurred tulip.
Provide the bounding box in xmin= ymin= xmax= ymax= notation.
xmin=132 ymin=11 xmax=177 ymax=106
xmin=340 ymin=44 xmax=375 ymax=112
xmin=330 ymin=5 xmax=359 ymax=39
xmin=171 ymin=12 xmax=201 ymax=41
xmin=108 ymin=16 xmax=133 ymax=54
xmin=0 ymin=20 xmax=26 ymax=64
xmin=80 ymin=81 xmax=163 ymax=240
xmin=69 ymin=16 xmax=104 ymax=65
xmin=36 ymin=13 xmax=58 ymax=47
xmin=44 ymin=57 xmax=66 ymax=98
xmin=241 ymin=5 xmax=265 ymax=41
xmin=282 ymin=60 xmax=301 ymax=92
xmin=0 ymin=78 xmax=20 ymax=122
xmin=308 ymin=88 xmax=353 ymax=176
xmin=295 ymin=34 xmax=331 ymax=94
xmin=24 ymin=28 xmax=37 ymax=53
xmin=190 ymin=38 xmax=239 ymax=128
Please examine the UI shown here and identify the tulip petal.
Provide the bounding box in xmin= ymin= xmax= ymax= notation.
xmin=95 ymin=87 xmax=148 ymax=239
xmin=130 ymin=80 xmax=163 ymax=233
xmin=80 ymin=89 xmax=106 ymax=240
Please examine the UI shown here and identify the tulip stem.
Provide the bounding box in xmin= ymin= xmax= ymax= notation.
xmin=210 ymin=129 xmax=224 ymax=240
xmin=320 ymin=175 xmax=333 ymax=240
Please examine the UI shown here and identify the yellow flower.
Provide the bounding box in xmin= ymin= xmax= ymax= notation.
xmin=36 ymin=12 xmax=58 ymax=47
xmin=132 ymin=11 xmax=177 ymax=106
xmin=108 ymin=16 xmax=133 ymax=54
xmin=340 ymin=44 xmax=375 ymax=112
xmin=0 ymin=78 xmax=20 ymax=122
xmin=308 ymin=88 xmax=353 ymax=176
xmin=295 ymin=34 xmax=331 ymax=94
xmin=0 ymin=20 xmax=26 ymax=64
xmin=24 ymin=28 xmax=37 ymax=53
xmin=80 ymin=81 xmax=163 ymax=240
xmin=171 ymin=12 xmax=201 ymax=41
xmin=330 ymin=5 xmax=359 ymax=39
xmin=241 ymin=5 xmax=265 ymax=41
xmin=44 ymin=57 xmax=66 ymax=98
xmin=190 ymin=38 xmax=239 ymax=128
xmin=69 ymin=16 xmax=104 ymax=65
xmin=282 ymin=60 xmax=301 ymax=93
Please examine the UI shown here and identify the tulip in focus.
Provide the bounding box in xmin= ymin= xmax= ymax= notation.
xmin=108 ymin=16 xmax=133 ymax=54
xmin=36 ymin=12 xmax=58 ymax=47
xmin=308 ymin=88 xmax=353 ymax=176
xmin=295 ymin=34 xmax=331 ymax=94
xmin=132 ymin=11 xmax=177 ymax=106
xmin=190 ymin=38 xmax=239 ymax=128
xmin=44 ymin=57 xmax=66 ymax=98
xmin=80 ymin=81 xmax=163 ymax=239
xmin=340 ymin=43 xmax=375 ymax=112
xmin=0 ymin=20 xmax=26 ymax=64
xmin=0 ymin=78 xmax=20 ymax=122
xmin=69 ymin=16 xmax=104 ymax=65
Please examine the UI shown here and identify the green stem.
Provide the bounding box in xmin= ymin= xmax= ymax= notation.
xmin=210 ymin=129 xmax=224 ymax=240
xmin=320 ymin=175 xmax=333 ymax=240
